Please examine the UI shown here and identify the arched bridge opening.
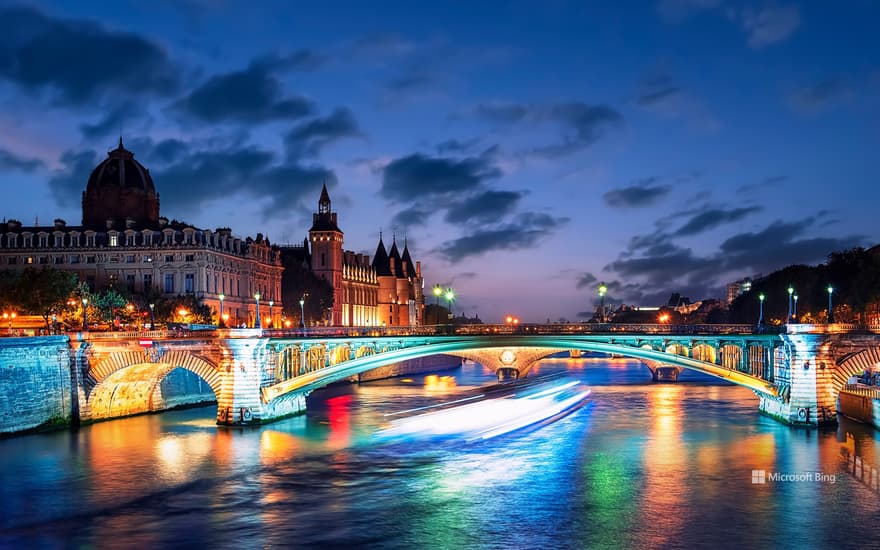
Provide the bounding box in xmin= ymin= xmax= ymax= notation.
xmin=261 ymin=337 xmax=778 ymax=404
xmin=86 ymin=351 xmax=222 ymax=421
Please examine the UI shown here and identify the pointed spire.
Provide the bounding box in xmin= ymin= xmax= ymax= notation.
xmin=118 ymin=135 xmax=124 ymax=150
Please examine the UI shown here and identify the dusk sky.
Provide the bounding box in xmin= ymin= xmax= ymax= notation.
xmin=1 ymin=0 xmax=877 ymax=322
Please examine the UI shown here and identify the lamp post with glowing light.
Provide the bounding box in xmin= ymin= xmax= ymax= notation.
xmin=432 ymin=284 xmax=443 ymax=326
xmin=597 ymin=282 xmax=608 ymax=323
xmin=827 ymin=285 xmax=834 ymax=323
xmin=148 ymin=303 xmax=155 ymax=330
xmin=269 ymin=300 xmax=274 ymax=328
xmin=758 ymin=293 xmax=765 ymax=328
xmin=82 ymin=298 xmax=89 ymax=331
xmin=218 ymin=294 xmax=225 ymax=327
xmin=793 ymin=294 xmax=798 ymax=323
xmin=299 ymin=296 xmax=306 ymax=329
xmin=254 ymin=292 xmax=261 ymax=328
xmin=444 ymin=288 xmax=455 ymax=320
xmin=787 ymin=286 xmax=794 ymax=324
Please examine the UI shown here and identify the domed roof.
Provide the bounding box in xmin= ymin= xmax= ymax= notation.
xmin=86 ymin=137 xmax=155 ymax=193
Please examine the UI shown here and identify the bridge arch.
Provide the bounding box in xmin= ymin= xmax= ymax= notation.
xmin=835 ymin=347 xmax=880 ymax=398
xmin=262 ymin=336 xmax=778 ymax=403
xmin=87 ymin=350 xmax=222 ymax=420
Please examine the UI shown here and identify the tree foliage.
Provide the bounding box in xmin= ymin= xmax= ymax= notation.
xmin=0 ymin=267 xmax=78 ymax=330
xmin=728 ymin=247 xmax=880 ymax=324
xmin=281 ymin=256 xmax=334 ymax=326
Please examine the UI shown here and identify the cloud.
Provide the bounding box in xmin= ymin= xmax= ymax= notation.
xmin=603 ymin=179 xmax=671 ymax=208
xmin=471 ymin=101 xmax=623 ymax=158
xmin=443 ymin=190 xmax=524 ymax=224
xmin=381 ymin=153 xmax=501 ymax=202
xmin=386 ymin=71 xmax=437 ymax=93
xmin=736 ymin=175 xmax=787 ymax=195
xmin=435 ymin=138 xmax=481 ymax=154
xmin=79 ymin=101 xmax=148 ymax=140
xmin=48 ymin=149 xmax=98 ymax=208
xmin=0 ymin=148 xmax=44 ymax=172
xmin=392 ymin=205 xmax=433 ymax=228
xmin=474 ymin=102 xmax=530 ymax=124
xmin=284 ymin=108 xmax=362 ymax=158
xmin=575 ymin=272 xmax=598 ymax=290
xmin=436 ymin=212 xmax=569 ymax=262
xmin=251 ymin=50 xmax=325 ymax=72
xmin=172 ymin=59 xmax=315 ymax=123
xmin=0 ymin=5 xmax=177 ymax=104
xmin=737 ymin=4 xmax=801 ymax=48
xmin=673 ymin=206 xmax=762 ymax=236
xmin=788 ymin=77 xmax=856 ymax=114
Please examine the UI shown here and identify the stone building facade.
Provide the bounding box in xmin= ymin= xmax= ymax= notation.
xmin=0 ymin=140 xmax=283 ymax=327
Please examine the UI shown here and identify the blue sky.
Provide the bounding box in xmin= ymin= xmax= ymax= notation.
xmin=0 ymin=0 xmax=877 ymax=322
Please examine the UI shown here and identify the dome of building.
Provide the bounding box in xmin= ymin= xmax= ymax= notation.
xmin=82 ymin=138 xmax=160 ymax=227
xmin=85 ymin=137 xmax=155 ymax=193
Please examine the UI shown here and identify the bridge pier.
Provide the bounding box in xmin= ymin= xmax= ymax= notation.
xmin=652 ymin=366 xmax=683 ymax=382
xmin=497 ymin=367 xmax=520 ymax=382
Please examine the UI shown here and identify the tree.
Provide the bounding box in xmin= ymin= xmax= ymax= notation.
xmin=15 ymin=267 xmax=78 ymax=332
xmin=89 ymin=288 xmax=129 ymax=329
xmin=281 ymin=258 xmax=334 ymax=326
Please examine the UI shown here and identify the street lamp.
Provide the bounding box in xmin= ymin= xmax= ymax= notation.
xmin=218 ymin=294 xmax=225 ymax=327
xmin=787 ymin=285 xmax=794 ymax=324
xmin=432 ymin=284 xmax=443 ymax=325
xmin=758 ymin=293 xmax=765 ymax=327
xmin=598 ymin=282 xmax=608 ymax=323
xmin=299 ymin=296 xmax=306 ymax=329
xmin=82 ymin=298 xmax=89 ymax=331
xmin=269 ymin=300 xmax=274 ymax=328
xmin=254 ymin=292 xmax=261 ymax=328
xmin=148 ymin=303 xmax=155 ymax=330
xmin=827 ymin=285 xmax=834 ymax=323
xmin=444 ymin=288 xmax=455 ymax=318
xmin=793 ymin=294 xmax=798 ymax=323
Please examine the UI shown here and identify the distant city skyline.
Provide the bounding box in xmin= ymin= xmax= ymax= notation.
xmin=1 ymin=1 xmax=877 ymax=322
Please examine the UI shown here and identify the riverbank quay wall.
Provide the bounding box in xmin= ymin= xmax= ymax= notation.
xmin=0 ymin=336 xmax=72 ymax=435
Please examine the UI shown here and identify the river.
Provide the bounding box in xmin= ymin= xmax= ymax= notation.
xmin=1 ymin=357 xmax=878 ymax=549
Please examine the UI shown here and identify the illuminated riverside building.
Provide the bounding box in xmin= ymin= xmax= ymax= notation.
xmin=0 ymin=139 xmax=283 ymax=327
xmin=280 ymin=185 xmax=425 ymax=327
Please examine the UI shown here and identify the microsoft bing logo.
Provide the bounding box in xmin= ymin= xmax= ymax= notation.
xmin=752 ymin=470 xmax=767 ymax=484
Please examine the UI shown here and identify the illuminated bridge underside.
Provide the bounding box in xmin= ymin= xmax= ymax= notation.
xmin=262 ymin=336 xmax=778 ymax=403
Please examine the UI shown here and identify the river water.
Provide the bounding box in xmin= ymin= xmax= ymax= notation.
xmin=1 ymin=357 xmax=879 ymax=549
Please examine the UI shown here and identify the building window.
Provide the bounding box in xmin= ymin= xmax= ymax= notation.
xmin=164 ymin=274 xmax=174 ymax=293
xmin=165 ymin=255 xmax=174 ymax=262
xmin=38 ymin=256 xmax=48 ymax=265
xmin=144 ymin=273 xmax=152 ymax=290
xmin=185 ymin=273 xmax=194 ymax=293
xmin=25 ymin=256 xmax=34 ymax=264
xmin=126 ymin=255 xmax=135 ymax=263
xmin=108 ymin=256 xmax=119 ymax=263
xmin=109 ymin=235 xmax=118 ymax=247
xmin=126 ymin=274 xmax=135 ymax=293
xmin=54 ymin=235 xmax=64 ymax=247
xmin=86 ymin=256 xmax=96 ymax=264
xmin=126 ymin=234 xmax=135 ymax=246
xmin=70 ymin=255 xmax=80 ymax=264
xmin=143 ymin=255 xmax=152 ymax=263
xmin=7 ymin=257 xmax=16 ymax=265
xmin=38 ymin=236 xmax=47 ymax=247
xmin=54 ymin=256 xmax=64 ymax=265
xmin=321 ymin=252 xmax=325 ymax=267
xmin=185 ymin=254 xmax=195 ymax=262
xmin=86 ymin=235 xmax=95 ymax=247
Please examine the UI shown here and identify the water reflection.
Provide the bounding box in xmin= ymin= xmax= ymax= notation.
xmin=0 ymin=358 xmax=879 ymax=549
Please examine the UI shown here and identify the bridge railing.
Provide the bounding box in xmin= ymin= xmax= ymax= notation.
xmin=260 ymin=323 xmax=775 ymax=339
xmin=842 ymin=384 xmax=880 ymax=399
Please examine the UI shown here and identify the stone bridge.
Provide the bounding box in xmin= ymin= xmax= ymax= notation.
xmin=3 ymin=323 xmax=880 ymax=433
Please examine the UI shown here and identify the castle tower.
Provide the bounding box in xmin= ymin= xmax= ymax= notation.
xmin=309 ymin=184 xmax=344 ymax=325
